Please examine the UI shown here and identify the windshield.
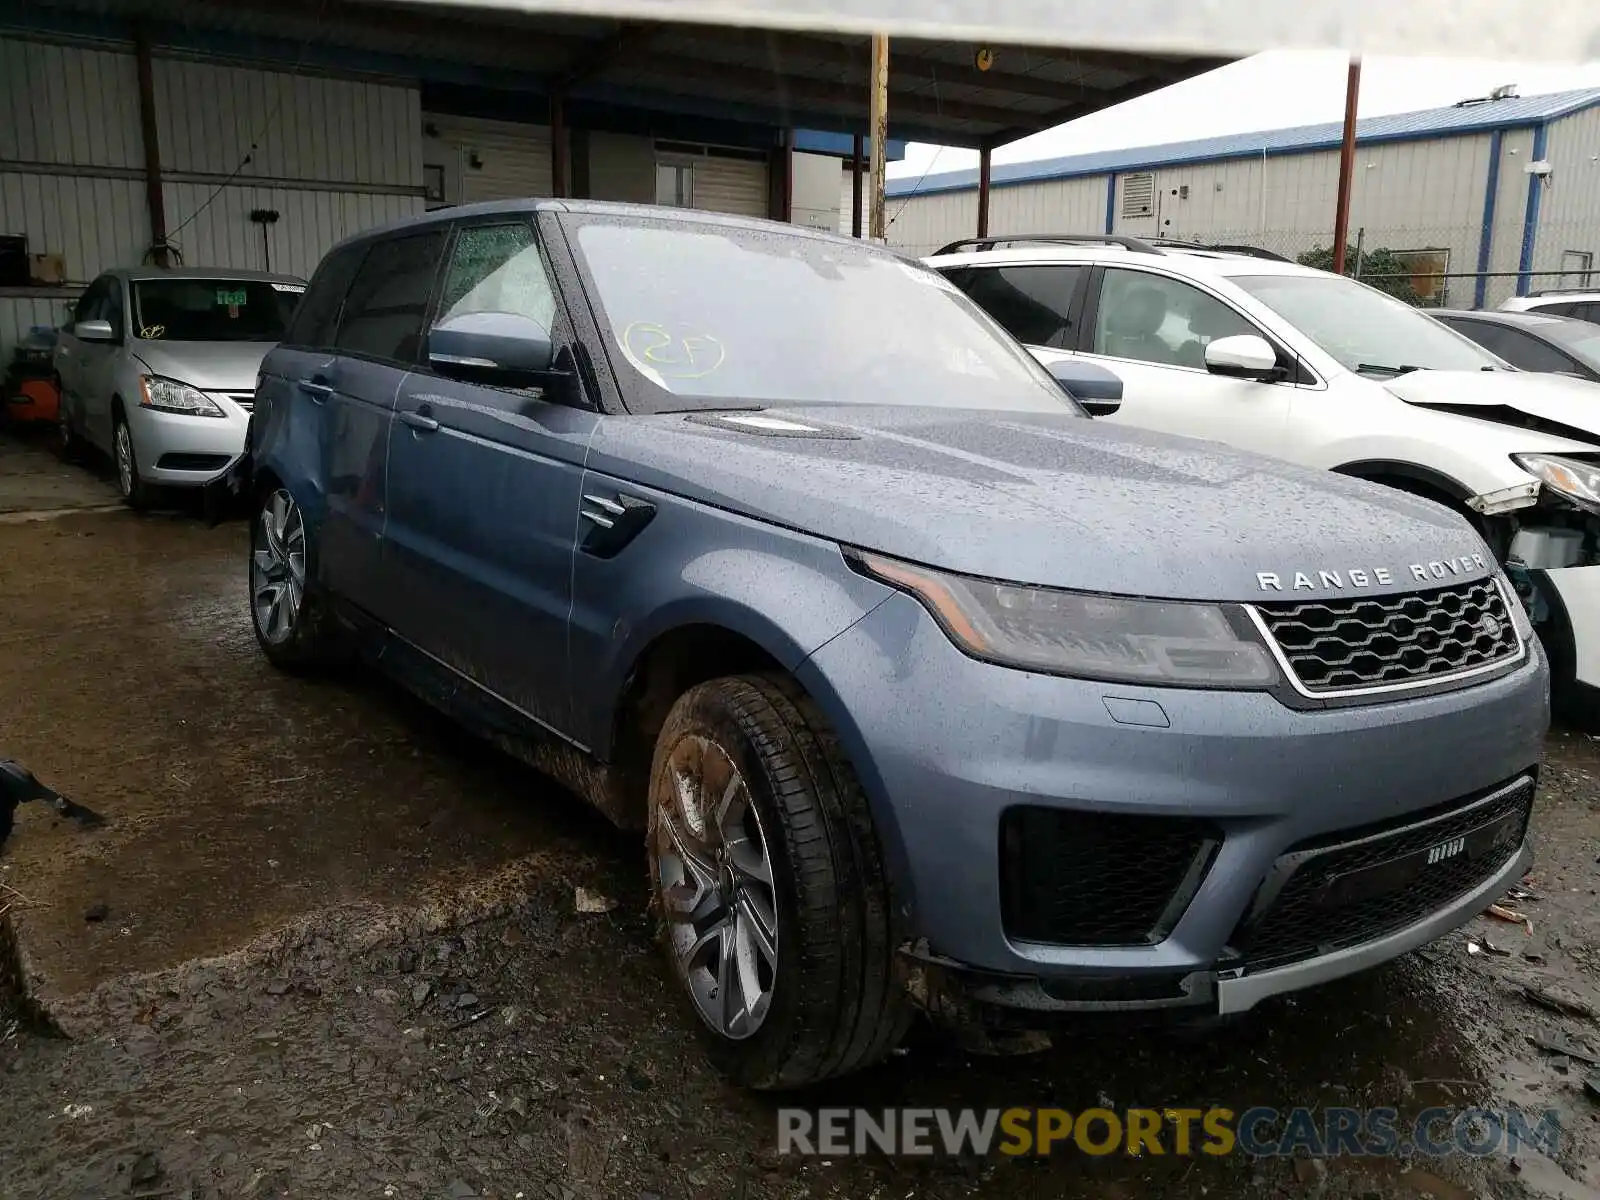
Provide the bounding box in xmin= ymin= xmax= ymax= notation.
xmin=1232 ymin=273 xmax=1501 ymax=377
xmin=569 ymin=218 xmax=1078 ymax=414
xmin=133 ymin=278 xmax=302 ymax=342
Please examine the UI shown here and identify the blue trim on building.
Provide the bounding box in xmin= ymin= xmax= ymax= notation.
xmin=886 ymin=87 xmax=1600 ymax=199
xmin=1517 ymin=123 xmax=1550 ymax=297
xmin=792 ymin=130 xmax=906 ymax=161
xmin=1474 ymin=129 xmax=1504 ymax=308
xmin=1104 ymin=176 xmax=1116 ymax=234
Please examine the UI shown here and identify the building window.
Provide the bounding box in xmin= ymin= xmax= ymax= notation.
xmin=656 ymin=162 xmax=695 ymax=208
xmin=1387 ymin=248 xmax=1451 ymax=307
xmin=1120 ymin=172 xmax=1155 ymax=219
xmin=1561 ymin=250 xmax=1594 ymax=287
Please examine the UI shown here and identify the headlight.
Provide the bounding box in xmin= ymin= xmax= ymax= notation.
xmin=1513 ymin=453 xmax=1600 ymax=515
xmin=139 ymin=374 xmax=224 ymax=417
xmin=852 ymin=550 xmax=1279 ymax=688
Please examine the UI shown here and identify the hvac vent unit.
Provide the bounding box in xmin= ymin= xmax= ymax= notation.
xmin=1121 ymin=172 xmax=1155 ymax=218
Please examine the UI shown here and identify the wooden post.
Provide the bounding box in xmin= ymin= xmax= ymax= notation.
xmin=977 ymin=142 xmax=992 ymax=238
xmin=868 ymin=33 xmax=889 ymax=241
xmin=134 ymin=24 xmax=169 ymax=266
xmin=1331 ymin=58 xmax=1361 ymax=276
xmin=851 ymin=133 xmax=864 ymax=238
xmin=550 ymin=90 xmax=568 ymax=198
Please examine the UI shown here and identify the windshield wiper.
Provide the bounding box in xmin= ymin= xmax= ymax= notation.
xmin=1356 ymin=363 xmax=1421 ymax=378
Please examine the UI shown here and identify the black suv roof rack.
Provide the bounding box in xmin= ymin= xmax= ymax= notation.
xmin=1152 ymin=238 xmax=1294 ymax=262
xmin=933 ymin=233 xmax=1160 ymax=255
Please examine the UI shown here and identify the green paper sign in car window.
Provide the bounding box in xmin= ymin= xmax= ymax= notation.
xmin=216 ymin=287 xmax=248 ymax=307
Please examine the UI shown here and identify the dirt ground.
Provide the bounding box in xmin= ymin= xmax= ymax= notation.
xmin=1 ymin=437 xmax=1598 ymax=1200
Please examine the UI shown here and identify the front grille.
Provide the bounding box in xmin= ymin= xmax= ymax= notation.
xmin=999 ymin=807 xmax=1219 ymax=946
xmin=209 ymin=390 xmax=253 ymax=412
xmin=1231 ymin=776 xmax=1533 ymax=971
xmin=1253 ymin=578 xmax=1520 ymax=693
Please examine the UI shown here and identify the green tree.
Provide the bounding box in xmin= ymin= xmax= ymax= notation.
xmin=1296 ymin=245 xmax=1424 ymax=305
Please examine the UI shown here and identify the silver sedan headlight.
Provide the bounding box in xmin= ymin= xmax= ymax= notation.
xmin=139 ymin=374 xmax=224 ymax=418
xmin=852 ymin=550 xmax=1280 ymax=688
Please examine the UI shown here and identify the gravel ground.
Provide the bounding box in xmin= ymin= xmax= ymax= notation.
xmin=0 ymin=438 xmax=1597 ymax=1199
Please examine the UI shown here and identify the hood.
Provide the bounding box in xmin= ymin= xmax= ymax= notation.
xmin=586 ymin=406 xmax=1493 ymax=603
xmin=132 ymin=340 xmax=275 ymax=391
xmin=1384 ymin=370 xmax=1600 ymax=446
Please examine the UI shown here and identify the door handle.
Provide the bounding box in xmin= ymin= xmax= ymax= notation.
xmin=400 ymin=410 xmax=440 ymax=433
xmin=297 ymin=378 xmax=333 ymax=402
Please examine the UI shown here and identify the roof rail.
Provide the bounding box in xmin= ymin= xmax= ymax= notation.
xmin=1530 ymin=286 xmax=1600 ymax=297
xmin=1152 ymin=238 xmax=1294 ymax=262
xmin=932 ymin=233 xmax=1161 ymax=255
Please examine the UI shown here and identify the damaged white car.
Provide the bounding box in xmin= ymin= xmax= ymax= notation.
xmin=928 ymin=238 xmax=1600 ymax=715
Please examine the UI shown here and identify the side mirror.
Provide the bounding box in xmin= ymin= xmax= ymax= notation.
xmin=1046 ymin=359 xmax=1124 ymax=416
xmin=75 ymin=319 xmax=115 ymax=343
xmin=1204 ymin=334 xmax=1279 ymax=381
xmin=427 ymin=311 xmax=554 ymax=381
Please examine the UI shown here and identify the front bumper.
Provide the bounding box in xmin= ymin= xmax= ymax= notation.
xmin=800 ymin=593 xmax=1548 ymax=1015
xmin=126 ymin=399 xmax=249 ymax=487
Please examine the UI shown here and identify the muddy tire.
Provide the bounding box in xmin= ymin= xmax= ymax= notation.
xmin=250 ymin=486 xmax=343 ymax=672
xmin=647 ymin=673 xmax=910 ymax=1089
xmin=112 ymin=412 xmax=154 ymax=511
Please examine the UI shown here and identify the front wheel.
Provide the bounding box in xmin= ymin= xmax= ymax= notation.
xmin=250 ymin=487 xmax=343 ymax=672
xmin=648 ymin=674 xmax=910 ymax=1089
xmin=112 ymin=413 xmax=154 ymax=510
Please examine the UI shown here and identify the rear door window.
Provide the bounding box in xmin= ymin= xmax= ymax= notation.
xmin=334 ymin=231 xmax=447 ymax=364
xmin=288 ymin=244 xmax=366 ymax=350
xmin=947 ymin=264 xmax=1086 ymax=349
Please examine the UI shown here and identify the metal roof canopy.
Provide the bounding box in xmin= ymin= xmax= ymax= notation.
xmin=18 ymin=0 xmax=1228 ymax=149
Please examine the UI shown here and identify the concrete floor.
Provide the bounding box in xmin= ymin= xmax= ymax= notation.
xmin=1 ymin=446 xmax=1597 ymax=1199
xmin=0 ymin=430 xmax=120 ymax=518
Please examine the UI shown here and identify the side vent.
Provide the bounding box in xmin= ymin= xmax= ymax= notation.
xmin=1121 ymin=172 xmax=1155 ymax=219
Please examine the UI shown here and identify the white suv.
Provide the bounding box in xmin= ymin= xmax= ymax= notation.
xmin=928 ymin=234 xmax=1600 ymax=712
xmin=1501 ymin=290 xmax=1600 ymax=325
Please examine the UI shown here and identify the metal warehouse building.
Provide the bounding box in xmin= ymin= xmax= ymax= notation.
xmin=0 ymin=0 xmax=1224 ymax=364
xmin=886 ymin=87 xmax=1600 ymax=309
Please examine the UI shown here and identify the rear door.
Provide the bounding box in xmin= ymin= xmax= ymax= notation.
xmin=384 ymin=217 xmax=597 ymax=738
xmin=1076 ymin=265 xmax=1300 ymax=456
xmin=318 ymin=231 xmax=448 ymax=620
xmin=82 ymin=278 xmax=127 ymax=449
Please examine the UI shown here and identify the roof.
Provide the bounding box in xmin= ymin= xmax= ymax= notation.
xmin=18 ymin=0 xmax=1229 ymax=149
xmin=114 ymin=266 xmax=307 ymax=285
xmin=890 ymin=86 xmax=1600 ymax=197
xmin=923 ymin=234 xmax=1320 ymax=278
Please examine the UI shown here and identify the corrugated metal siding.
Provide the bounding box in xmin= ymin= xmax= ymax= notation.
xmin=838 ymin=164 xmax=860 ymax=234
xmin=153 ymin=59 xmax=421 ymax=188
xmin=884 ymin=188 xmax=978 ymax=256
xmin=161 ymin=183 xmax=421 ymax=280
xmin=0 ymin=39 xmax=144 ymax=169
xmin=1534 ymin=106 xmax=1600 ymax=288
xmin=990 ymin=176 xmax=1106 ymax=238
xmin=691 ymin=154 xmax=768 ymax=217
xmin=1484 ymin=128 xmax=1536 ymax=307
xmin=0 ymin=171 xmax=149 ymax=281
xmin=427 ymin=114 xmax=553 ymax=204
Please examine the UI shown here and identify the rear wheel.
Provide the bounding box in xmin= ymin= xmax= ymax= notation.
xmin=250 ymin=487 xmax=343 ymax=672
xmin=647 ymin=674 xmax=910 ymax=1089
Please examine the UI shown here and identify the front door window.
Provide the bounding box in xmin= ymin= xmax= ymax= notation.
xmin=1092 ymin=268 xmax=1257 ymax=369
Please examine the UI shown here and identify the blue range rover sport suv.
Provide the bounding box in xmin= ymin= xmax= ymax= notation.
xmin=247 ymin=200 xmax=1547 ymax=1088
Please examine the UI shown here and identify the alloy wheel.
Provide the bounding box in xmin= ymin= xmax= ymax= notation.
xmin=653 ymin=734 xmax=780 ymax=1040
xmin=251 ymin=489 xmax=307 ymax=645
xmin=114 ymin=422 xmax=134 ymax=497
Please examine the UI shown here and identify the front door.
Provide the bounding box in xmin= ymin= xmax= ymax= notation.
xmin=383 ymin=219 xmax=597 ymax=738
xmin=1080 ymin=266 xmax=1298 ymax=457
